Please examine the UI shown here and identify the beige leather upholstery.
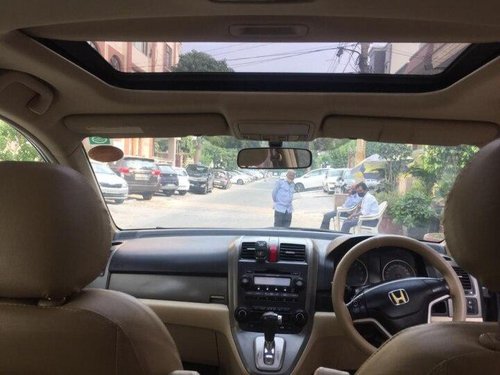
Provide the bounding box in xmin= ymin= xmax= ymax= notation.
xmin=444 ymin=138 xmax=500 ymax=291
xmin=356 ymin=322 xmax=500 ymax=375
xmin=344 ymin=139 xmax=500 ymax=374
xmin=0 ymin=162 xmax=183 ymax=374
xmin=0 ymin=161 xmax=111 ymax=299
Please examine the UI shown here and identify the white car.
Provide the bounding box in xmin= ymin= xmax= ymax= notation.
xmin=173 ymin=167 xmax=189 ymax=195
xmin=91 ymin=162 xmax=128 ymax=204
xmin=293 ymin=168 xmax=329 ymax=192
xmin=323 ymin=168 xmax=356 ymax=194
xmin=230 ymin=171 xmax=252 ymax=185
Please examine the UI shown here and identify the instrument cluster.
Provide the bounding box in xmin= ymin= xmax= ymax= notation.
xmin=345 ymin=247 xmax=422 ymax=288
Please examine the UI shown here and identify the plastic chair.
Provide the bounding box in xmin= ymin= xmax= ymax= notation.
xmin=353 ymin=201 xmax=388 ymax=234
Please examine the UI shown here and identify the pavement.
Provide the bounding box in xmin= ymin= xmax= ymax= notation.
xmin=108 ymin=177 xmax=336 ymax=230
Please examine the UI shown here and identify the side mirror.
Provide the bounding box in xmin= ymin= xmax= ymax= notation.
xmin=237 ymin=147 xmax=312 ymax=169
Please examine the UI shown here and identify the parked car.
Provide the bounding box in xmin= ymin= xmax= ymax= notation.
xmin=110 ymin=156 xmax=160 ymax=200
xmin=323 ymin=168 xmax=356 ymax=194
xmin=158 ymin=164 xmax=179 ymax=196
xmin=294 ymin=167 xmax=329 ymax=192
xmin=213 ymin=169 xmax=232 ymax=189
xmin=91 ymin=162 xmax=128 ymax=204
xmin=173 ymin=167 xmax=189 ymax=195
xmin=186 ymin=164 xmax=214 ymax=194
xmin=230 ymin=171 xmax=252 ymax=185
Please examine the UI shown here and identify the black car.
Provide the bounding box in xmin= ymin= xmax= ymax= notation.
xmin=110 ymin=156 xmax=160 ymax=200
xmin=213 ymin=169 xmax=232 ymax=189
xmin=186 ymin=164 xmax=214 ymax=194
xmin=158 ymin=164 xmax=179 ymax=196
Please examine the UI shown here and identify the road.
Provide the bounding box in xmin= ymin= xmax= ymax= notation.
xmin=108 ymin=177 xmax=336 ymax=230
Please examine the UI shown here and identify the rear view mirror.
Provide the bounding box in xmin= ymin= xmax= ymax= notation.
xmin=237 ymin=147 xmax=312 ymax=169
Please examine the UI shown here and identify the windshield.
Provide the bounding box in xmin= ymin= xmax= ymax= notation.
xmin=86 ymin=136 xmax=478 ymax=242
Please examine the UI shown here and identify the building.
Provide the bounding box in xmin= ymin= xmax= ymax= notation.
xmin=88 ymin=41 xmax=182 ymax=164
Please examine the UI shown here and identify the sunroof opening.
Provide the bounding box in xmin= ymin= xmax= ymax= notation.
xmin=88 ymin=41 xmax=470 ymax=75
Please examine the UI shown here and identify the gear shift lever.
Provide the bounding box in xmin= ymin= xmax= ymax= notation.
xmin=254 ymin=312 xmax=285 ymax=370
xmin=262 ymin=311 xmax=281 ymax=343
xmin=261 ymin=312 xmax=282 ymax=365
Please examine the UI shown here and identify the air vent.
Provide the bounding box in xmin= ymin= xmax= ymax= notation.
xmin=241 ymin=242 xmax=256 ymax=259
xmin=279 ymin=243 xmax=306 ymax=262
xmin=453 ymin=266 xmax=473 ymax=292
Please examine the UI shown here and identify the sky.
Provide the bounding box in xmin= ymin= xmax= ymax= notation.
xmin=180 ymin=42 xmax=363 ymax=73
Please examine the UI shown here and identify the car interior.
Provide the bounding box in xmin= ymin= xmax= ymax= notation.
xmin=1 ymin=1 xmax=500 ymax=374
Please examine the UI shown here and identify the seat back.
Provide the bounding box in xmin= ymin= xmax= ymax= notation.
xmin=0 ymin=162 xmax=182 ymax=374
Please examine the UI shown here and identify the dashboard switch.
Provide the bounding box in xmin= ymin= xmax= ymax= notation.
xmin=268 ymin=244 xmax=278 ymax=262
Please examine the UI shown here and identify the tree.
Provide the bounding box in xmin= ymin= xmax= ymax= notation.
xmin=172 ymin=50 xmax=234 ymax=73
xmin=0 ymin=120 xmax=41 ymax=162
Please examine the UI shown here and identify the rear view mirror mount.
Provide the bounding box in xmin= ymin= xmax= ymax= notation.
xmin=237 ymin=147 xmax=312 ymax=169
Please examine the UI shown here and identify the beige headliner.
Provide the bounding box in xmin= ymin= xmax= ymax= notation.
xmin=0 ymin=1 xmax=498 ymax=162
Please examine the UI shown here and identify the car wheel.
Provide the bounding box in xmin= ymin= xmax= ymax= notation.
xmin=295 ymin=183 xmax=305 ymax=192
xmin=114 ymin=199 xmax=125 ymax=204
xmin=179 ymin=191 xmax=187 ymax=196
xmin=162 ymin=190 xmax=173 ymax=196
xmin=237 ymin=179 xmax=244 ymax=185
xmin=142 ymin=193 xmax=153 ymax=200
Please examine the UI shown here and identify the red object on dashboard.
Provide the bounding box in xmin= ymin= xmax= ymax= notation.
xmin=268 ymin=244 xmax=278 ymax=262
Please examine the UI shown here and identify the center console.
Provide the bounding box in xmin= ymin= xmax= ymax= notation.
xmin=229 ymin=237 xmax=316 ymax=375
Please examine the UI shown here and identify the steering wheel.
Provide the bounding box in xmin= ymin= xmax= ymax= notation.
xmin=332 ymin=235 xmax=466 ymax=355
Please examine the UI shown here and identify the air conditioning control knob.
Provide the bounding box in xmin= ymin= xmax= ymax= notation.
xmin=294 ymin=278 xmax=305 ymax=290
xmin=240 ymin=276 xmax=251 ymax=288
xmin=293 ymin=310 xmax=308 ymax=326
xmin=235 ymin=307 xmax=249 ymax=322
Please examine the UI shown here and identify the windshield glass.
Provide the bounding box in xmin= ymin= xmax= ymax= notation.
xmin=85 ymin=136 xmax=478 ymax=242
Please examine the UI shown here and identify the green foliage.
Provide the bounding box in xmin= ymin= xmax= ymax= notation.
xmin=374 ymin=190 xmax=399 ymax=218
xmin=409 ymin=144 xmax=478 ymax=198
xmin=0 ymin=120 xmax=41 ymax=162
xmin=313 ymin=140 xmax=355 ymax=169
xmin=391 ymin=189 xmax=436 ymax=228
xmin=172 ymin=50 xmax=234 ymax=73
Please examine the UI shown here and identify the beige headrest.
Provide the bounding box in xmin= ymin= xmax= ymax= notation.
xmin=0 ymin=162 xmax=112 ymax=299
xmin=445 ymin=139 xmax=500 ymax=291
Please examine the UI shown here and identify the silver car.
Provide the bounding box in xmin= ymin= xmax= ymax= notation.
xmin=91 ymin=162 xmax=129 ymax=204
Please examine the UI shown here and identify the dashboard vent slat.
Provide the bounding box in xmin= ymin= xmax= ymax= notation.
xmin=241 ymin=242 xmax=256 ymax=259
xmin=453 ymin=266 xmax=473 ymax=292
xmin=279 ymin=243 xmax=306 ymax=262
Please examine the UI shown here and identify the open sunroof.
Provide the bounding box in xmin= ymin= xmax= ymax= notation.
xmin=38 ymin=39 xmax=500 ymax=92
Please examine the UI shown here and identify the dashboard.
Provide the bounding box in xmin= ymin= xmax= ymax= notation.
xmin=89 ymin=228 xmax=483 ymax=375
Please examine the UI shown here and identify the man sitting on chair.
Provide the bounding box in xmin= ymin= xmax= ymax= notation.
xmin=341 ymin=182 xmax=379 ymax=233
xmin=320 ymin=184 xmax=360 ymax=230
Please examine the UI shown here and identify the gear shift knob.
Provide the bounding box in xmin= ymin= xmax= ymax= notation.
xmin=261 ymin=312 xmax=282 ymax=343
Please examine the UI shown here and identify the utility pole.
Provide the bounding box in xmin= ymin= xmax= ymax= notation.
xmin=354 ymin=43 xmax=370 ymax=166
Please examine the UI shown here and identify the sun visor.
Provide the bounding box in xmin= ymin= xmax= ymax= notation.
xmin=321 ymin=116 xmax=499 ymax=146
xmin=64 ymin=113 xmax=230 ymax=138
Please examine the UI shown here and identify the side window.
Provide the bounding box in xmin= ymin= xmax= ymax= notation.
xmin=0 ymin=119 xmax=44 ymax=162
